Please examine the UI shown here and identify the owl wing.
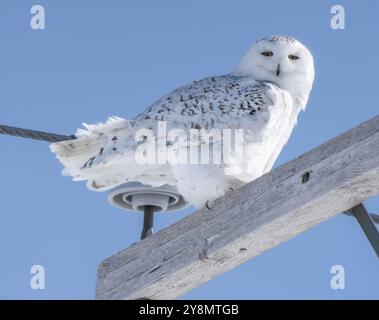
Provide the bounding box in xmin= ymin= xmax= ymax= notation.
xmin=50 ymin=74 xmax=287 ymax=191
xmin=134 ymin=75 xmax=280 ymax=134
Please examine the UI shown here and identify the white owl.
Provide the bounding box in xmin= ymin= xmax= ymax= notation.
xmin=51 ymin=35 xmax=315 ymax=209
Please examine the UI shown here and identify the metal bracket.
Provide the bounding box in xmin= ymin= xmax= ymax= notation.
xmin=343 ymin=204 xmax=379 ymax=258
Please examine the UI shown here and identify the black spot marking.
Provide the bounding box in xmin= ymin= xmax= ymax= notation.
xmin=191 ymin=122 xmax=201 ymax=130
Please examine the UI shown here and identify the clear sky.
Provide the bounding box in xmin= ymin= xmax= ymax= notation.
xmin=0 ymin=0 xmax=378 ymax=299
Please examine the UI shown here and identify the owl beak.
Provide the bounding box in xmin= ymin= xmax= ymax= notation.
xmin=276 ymin=64 xmax=281 ymax=77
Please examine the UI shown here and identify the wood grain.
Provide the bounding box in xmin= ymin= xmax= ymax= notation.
xmin=96 ymin=115 xmax=379 ymax=300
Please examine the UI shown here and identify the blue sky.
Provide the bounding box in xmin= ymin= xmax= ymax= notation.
xmin=0 ymin=0 xmax=378 ymax=299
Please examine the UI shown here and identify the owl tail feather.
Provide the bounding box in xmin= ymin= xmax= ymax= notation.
xmin=50 ymin=116 xmax=133 ymax=185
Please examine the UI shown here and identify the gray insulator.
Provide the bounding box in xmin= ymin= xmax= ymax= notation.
xmin=108 ymin=182 xmax=188 ymax=213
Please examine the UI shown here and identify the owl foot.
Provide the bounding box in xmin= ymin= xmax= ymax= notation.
xmin=205 ymin=200 xmax=214 ymax=211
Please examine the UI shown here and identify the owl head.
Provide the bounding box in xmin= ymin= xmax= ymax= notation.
xmin=234 ymin=36 xmax=315 ymax=109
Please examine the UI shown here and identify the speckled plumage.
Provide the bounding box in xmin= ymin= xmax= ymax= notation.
xmin=134 ymin=75 xmax=274 ymax=130
xmin=51 ymin=35 xmax=315 ymax=208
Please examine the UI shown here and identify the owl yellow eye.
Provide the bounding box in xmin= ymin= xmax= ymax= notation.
xmin=288 ymin=54 xmax=300 ymax=60
xmin=261 ymin=51 xmax=273 ymax=57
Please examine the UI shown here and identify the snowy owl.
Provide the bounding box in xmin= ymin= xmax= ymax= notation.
xmin=51 ymin=35 xmax=315 ymax=209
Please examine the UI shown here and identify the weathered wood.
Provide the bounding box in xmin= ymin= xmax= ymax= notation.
xmin=96 ymin=115 xmax=379 ymax=300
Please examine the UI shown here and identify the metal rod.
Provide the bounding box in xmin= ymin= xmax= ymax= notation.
xmin=141 ymin=205 xmax=155 ymax=240
xmin=349 ymin=204 xmax=379 ymax=258
xmin=343 ymin=210 xmax=379 ymax=225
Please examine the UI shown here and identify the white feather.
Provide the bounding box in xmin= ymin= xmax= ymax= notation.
xmin=50 ymin=35 xmax=315 ymax=208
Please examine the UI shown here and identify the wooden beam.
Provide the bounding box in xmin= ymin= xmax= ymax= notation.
xmin=96 ymin=115 xmax=379 ymax=300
